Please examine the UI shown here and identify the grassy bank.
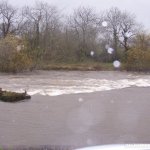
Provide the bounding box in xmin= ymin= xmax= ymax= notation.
xmin=37 ymin=62 xmax=118 ymax=71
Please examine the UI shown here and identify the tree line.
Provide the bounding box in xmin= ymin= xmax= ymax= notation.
xmin=0 ymin=1 xmax=149 ymax=72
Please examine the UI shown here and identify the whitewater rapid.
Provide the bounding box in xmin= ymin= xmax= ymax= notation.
xmin=0 ymin=71 xmax=150 ymax=96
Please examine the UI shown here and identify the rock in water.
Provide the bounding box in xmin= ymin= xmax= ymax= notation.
xmin=0 ymin=89 xmax=31 ymax=102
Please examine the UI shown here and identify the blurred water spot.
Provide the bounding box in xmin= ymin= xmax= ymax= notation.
xmin=119 ymin=36 xmax=124 ymax=42
xmin=125 ymin=32 xmax=131 ymax=38
xmin=107 ymin=47 xmax=114 ymax=54
xmin=113 ymin=60 xmax=121 ymax=68
xmin=110 ymin=100 xmax=114 ymax=104
xmin=102 ymin=21 xmax=108 ymax=27
xmin=78 ymin=98 xmax=84 ymax=102
xmin=67 ymin=107 xmax=93 ymax=134
xmin=87 ymin=139 xmax=93 ymax=145
xmin=127 ymin=100 xmax=132 ymax=104
xmin=67 ymin=101 xmax=106 ymax=134
xmin=90 ymin=51 xmax=94 ymax=56
xmin=105 ymin=44 xmax=110 ymax=50
xmin=45 ymin=106 xmax=49 ymax=109
xmin=12 ymin=119 xmax=16 ymax=123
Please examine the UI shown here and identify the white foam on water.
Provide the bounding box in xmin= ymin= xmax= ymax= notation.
xmin=1 ymin=75 xmax=150 ymax=96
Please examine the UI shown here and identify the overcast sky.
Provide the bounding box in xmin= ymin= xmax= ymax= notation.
xmin=9 ymin=0 xmax=150 ymax=30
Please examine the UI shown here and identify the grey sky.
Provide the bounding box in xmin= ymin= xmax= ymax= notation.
xmin=9 ymin=0 xmax=150 ymax=30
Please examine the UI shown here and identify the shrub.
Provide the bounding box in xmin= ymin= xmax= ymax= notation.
xmin=0 ymin=35 xmax=33 ymax=73
xmin=126 ymin=48 xmax=150 ymax=71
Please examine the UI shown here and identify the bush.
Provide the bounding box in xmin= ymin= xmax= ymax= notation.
xmin=9 ymin=52 xmax=33 ymax=73
xmin=0 ymin=35 xmax=33 ymax=73
xmin=126 ymin=48 xmax=150 ymax=71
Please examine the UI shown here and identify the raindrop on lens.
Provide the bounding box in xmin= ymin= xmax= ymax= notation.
xmin=124 ymin=32 xmax=131 ymax=38
xmin=45 ymin=106 xmax=49 ymax=109
xmin=102 ymin=21 xmax=108 ymax=27
xmin=87 ymin=139 xmax=93 ymax=145
xmin=90 ymin=51 xmax=94 ymax=56
xmin=113 ymin=60 xmax=121 ymax=68
xmin=105 ymin=44 xmax=109 ymax=50
xmin=107 ymin=47 xmax=114 ymax=54
xmin=12 ymin=119 xmax=15 ymax=123
xmin=78 ymin=98 xmax=84 ymax=102
xmin=119 ymin=36 xmax=124 ymax=42
xmin=110 ymin=100 xmax=114 ymax=104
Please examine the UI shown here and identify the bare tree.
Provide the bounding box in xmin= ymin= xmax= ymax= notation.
xmin=103 ymin=7 xmax=140 ymax=60
xmin=22 ymin=1 xmax=62 ymax=61
xmin=69 ymin=7 xmax=100 ymax=60
xmin=0 ymin=1 xmax=18 ymax=38
xmin=119 ymin=11 xmax=139 ymax=53
xmin=132 ymin=31 xmax=150 ymax=51
xmin=104 ymin=7 xmax=122 ymax=60
xmin=23 ymin=3 xmax=43 ymax=47
xmin=40 ymin=2 xmax=61 ymax=58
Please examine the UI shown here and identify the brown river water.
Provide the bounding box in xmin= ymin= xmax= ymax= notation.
xmin=0 ymin=71 xmax=150 ymax=149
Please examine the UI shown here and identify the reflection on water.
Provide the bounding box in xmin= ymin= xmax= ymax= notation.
xmin=0 ymin=71 xmax=150 ymax=96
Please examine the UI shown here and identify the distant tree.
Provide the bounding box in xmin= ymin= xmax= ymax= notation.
xmin=22 ymin=3 xmax=43 ymax=48
xmin=39 ymin=2 xmax=62 ymax=60
xmin=0 ymin=1 xmax=18 ymax=38
xmin=131 ymin=31 xmax=150 ymax=51
xmin=125 ymin=32 xmax=150 ymax=71
xmin=103 ymin=7 xmax=140 ymax=60
xmin=104 ymin=7 xmax=122 ymax=60
xmin=119 ymin=11 xmax=140 ymax=53
xmin=69 ymin=7 xmax=100 ymax=61
xmin=22 ymin=1 xmax=62 ymax=61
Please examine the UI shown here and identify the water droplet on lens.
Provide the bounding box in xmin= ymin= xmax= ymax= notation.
xmin=113 ymin=60 xmax=121 ymax=68
xmin=107 ymin=47 xmax=114 ymax=54
xmin=119 ymin=36 xmax=124 ymax=42
xmin=87 ymin=139 xmax=93 ymax=145
xmin=110 ymin=100 xmax=114 ymax=104
xmin=45 ymin=106 xmax=49 ymax=109
xmin=12 ymin=119 xmax=16 ymax=123
xmin=105 ymin=44 xmax=109 ymax=50
xmin=124 ymin=32 xmax=131 ymax=38
xmin=102 ymin=21 xmax=108 ymax=27
xmin=78 ymin=98 xmax=84 ymax=102
xmin=90 ymin=51 xmax=94 ymax=56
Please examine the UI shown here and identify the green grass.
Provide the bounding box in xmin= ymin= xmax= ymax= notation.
xmin=38 ymin=61 xmax=116 ymax=71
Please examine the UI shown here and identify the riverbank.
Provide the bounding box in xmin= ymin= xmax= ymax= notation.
xmin=37 ymin=62 xmax=120 ymax=71
xmin=1 ymin=60 xmax=150 ymax=73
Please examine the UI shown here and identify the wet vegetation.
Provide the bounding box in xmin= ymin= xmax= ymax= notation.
xmin=0 ymin=1 xmax=149 ymax=72
xmin=0 ymin=89 xmax=31 ymax=102
xmin=39 ymin=62 xmax=114 ymax=71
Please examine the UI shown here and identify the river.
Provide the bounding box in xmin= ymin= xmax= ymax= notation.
xmin=0 ymin=71 xmax=150 ymax=149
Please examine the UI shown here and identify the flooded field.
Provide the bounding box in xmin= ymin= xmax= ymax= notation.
xmin=0 ymin=71 xmax=150 ymax=148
